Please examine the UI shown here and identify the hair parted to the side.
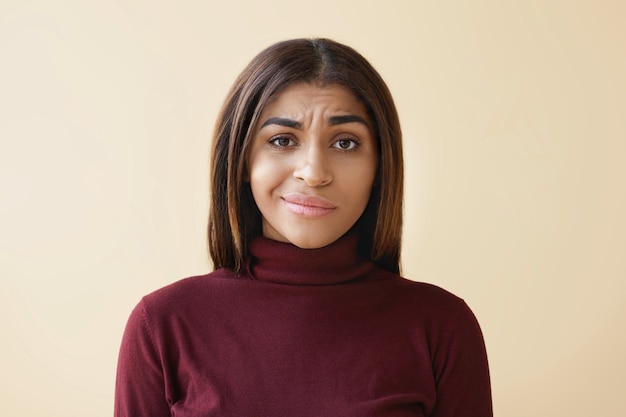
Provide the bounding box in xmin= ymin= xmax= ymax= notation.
xmin=208 ymin=38 xmax=404 ymax=274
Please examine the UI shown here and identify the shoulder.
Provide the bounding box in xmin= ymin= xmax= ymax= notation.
xmin=370 ymin=268 xmax=474 ymax=324
xmin=386 ymin=273 xmax=488 ymax=352
xmin=374 ymin=268 xmax=465 ymax=306
xmin=135 ymin=268 xmax=243 ymax=319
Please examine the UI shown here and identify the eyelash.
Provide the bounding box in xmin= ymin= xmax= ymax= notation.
xmin=268 ymin=136 xmax=361 ymax=152
xmin=268 ymin=136 xmax=297 ymax=148
xmin=332 ymin=138 xmax=360 ymax=151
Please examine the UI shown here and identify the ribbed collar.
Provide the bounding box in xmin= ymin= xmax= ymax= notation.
xmin=246 ymin=231 xmax=374 ymax=285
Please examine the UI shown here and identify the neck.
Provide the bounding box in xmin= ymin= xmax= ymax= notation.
xmin=246 ymin=231 xmax=374 ymax=285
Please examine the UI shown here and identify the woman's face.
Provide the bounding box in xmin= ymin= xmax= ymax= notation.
xmin=247 ymin=82 xmax=378 ymax=249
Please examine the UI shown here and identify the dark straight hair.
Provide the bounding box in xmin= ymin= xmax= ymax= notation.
xmin=208 ymin=38 xmax=404 ymax=274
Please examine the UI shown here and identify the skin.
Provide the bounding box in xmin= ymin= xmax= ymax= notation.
xmin=247 ymin=82 xmax=379 ymax=249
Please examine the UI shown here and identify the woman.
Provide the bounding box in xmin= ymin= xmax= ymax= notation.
xmin=115 ymin=38 xmax=492 ymax=416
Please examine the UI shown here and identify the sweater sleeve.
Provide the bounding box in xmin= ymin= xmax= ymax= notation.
xmin=114 ymin=300 xmax=171 ymax=417
xmin=430 ymin=301 xmax=493 ymax=417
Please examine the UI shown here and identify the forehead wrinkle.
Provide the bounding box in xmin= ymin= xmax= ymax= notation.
xmin=259 ymin=113 xmax=371 ymax=134
xmin=258 ymin=84 xmax=370 ymax=131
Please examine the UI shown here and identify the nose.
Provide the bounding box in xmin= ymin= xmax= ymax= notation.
xmin=293 ymin=145 xmax=332 ymax=187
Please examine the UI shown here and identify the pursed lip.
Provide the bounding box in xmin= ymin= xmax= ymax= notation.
xmin=281 ymin=193 xmax=336 ymax=216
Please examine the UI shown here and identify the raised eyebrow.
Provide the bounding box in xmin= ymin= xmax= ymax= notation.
xmin=328 ymin=114 xmax=370 ymax=128
xmin=260 ymin=117 xmax=301 ymax=129
xmin=259 ymin=115 xmax=370 ymax=129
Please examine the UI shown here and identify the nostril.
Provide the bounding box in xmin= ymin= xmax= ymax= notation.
xmin=294 ymin=164 xmax=332 ymax=187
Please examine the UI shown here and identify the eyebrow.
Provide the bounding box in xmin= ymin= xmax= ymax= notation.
xmin=260 ymin=114 xmax=370 ymax=129
xmin=260 ymin=117 xmax=302 ymax=129
xmin=328 ymin=114 xmax=369 ymax=127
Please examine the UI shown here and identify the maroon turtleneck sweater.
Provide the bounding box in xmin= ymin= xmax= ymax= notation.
xmin=115 ymin=233 xmax=492 ymax=416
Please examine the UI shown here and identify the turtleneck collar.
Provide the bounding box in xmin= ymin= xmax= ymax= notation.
xmin=246 ymin=231 xmax=374 ymax=285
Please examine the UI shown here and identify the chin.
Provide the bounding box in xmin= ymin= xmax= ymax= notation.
xmin=286 ymin=234 xmax=340 ymax=250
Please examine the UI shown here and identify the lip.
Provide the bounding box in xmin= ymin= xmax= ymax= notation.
xmin=282 ymin=193 xmax=336 ymax=217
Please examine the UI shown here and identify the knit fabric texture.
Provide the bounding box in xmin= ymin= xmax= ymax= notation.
xmin=115 ymin=232 xmax=492 ymax=416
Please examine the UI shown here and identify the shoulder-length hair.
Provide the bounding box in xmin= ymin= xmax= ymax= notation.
xmin=208 ymin=38 xmax=404 ymax=274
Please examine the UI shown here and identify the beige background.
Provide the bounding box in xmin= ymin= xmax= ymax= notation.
xmin=1 ymin=0 xmax=624 ymax=415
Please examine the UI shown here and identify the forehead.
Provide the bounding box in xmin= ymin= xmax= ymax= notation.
xmin=259 ymin=82 xmax=369 ymax=118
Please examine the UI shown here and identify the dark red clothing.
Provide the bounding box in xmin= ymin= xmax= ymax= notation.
xmin=115 ymin=233 xmax=492 ymax=416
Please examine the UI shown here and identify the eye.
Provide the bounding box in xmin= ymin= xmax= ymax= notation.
xmin=269 ymin=136 xmax=297 ymax=148
xmin=332 ymin=138 xmax=359 ymax=151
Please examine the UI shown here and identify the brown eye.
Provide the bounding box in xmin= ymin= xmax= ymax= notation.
xmin=333 ymin=138 xmax=359 ymax=151
xmin=269 ymin=136 xmax=296 ymax=147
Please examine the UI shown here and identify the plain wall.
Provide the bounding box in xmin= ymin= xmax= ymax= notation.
xmin=1 ymin=1 xmax=624 ymax=415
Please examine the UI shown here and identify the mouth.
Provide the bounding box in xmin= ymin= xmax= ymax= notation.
xmin=282 ymin=193 xmax=337 ymax=217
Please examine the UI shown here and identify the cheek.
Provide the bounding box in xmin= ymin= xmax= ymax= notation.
xmin=345 ymin=159 xmax=377 ymax=196
xmin=250 ymin=146 xmax=297 ymax=176
xmin=359 ymin=165 xmax=378 ymax=206
xmin=248 ymin=156 xmax=284 ymax=202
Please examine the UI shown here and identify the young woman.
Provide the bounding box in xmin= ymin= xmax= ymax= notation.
xmin=115 ymin=38 xmax=492 ymax=416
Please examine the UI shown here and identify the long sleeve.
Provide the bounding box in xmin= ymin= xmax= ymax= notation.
xmin=112 ymin=257 xmax=493 ymax=416
xmin=114 ymin=300 xmax=171 ymax=417
xmin=430 ymin=301 xmax=493 ymax=416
